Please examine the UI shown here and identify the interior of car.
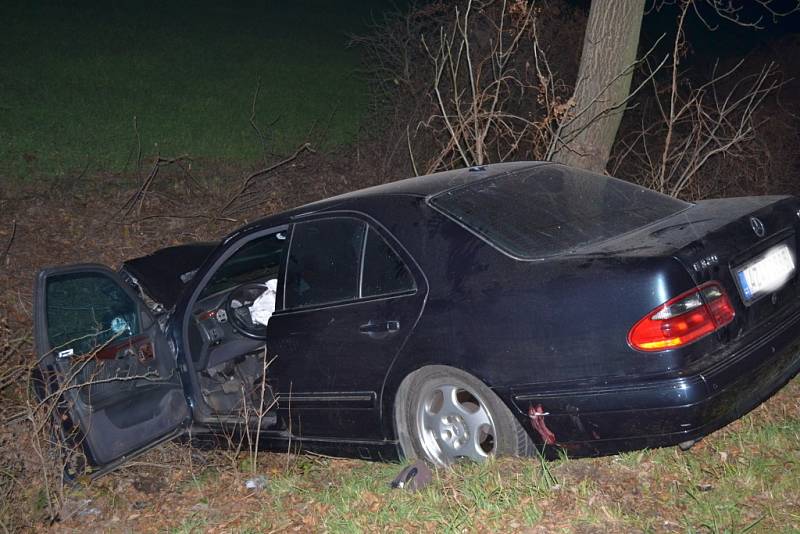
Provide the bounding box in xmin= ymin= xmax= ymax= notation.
xmin=186 ymin=230 xmax=287 ymax=416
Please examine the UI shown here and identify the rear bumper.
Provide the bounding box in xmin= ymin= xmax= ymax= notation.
xmin=510 ymin=305 xmax=800 ymax=456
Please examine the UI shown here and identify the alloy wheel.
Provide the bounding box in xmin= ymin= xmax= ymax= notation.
xmin=415 ymin=382 xmax=497 ymax=465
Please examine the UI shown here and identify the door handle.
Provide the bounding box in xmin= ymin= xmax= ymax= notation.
xmin=359 ymin=320 xmax=400 ymax=334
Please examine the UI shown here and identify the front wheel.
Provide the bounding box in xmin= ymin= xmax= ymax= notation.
xmin=394 ymin=366 xmax=534 ymax=466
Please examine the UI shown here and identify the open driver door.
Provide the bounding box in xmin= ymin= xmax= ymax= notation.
xmin=33 ymin=264 xmax=190 ymax=479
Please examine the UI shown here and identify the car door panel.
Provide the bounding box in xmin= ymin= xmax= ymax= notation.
xmin=34 ymin=264 xmax=189 ymax=473
xmin=268 ymin=293 xmax=422 ymax=440
xmin=266 ymin=217 xmax=426 ymax=441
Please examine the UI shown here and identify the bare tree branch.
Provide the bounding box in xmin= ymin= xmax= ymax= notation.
xmin=218 ymin=142 xmax=314 ymax=217
xmin=0 ymin=220 xmax=16 ymax=265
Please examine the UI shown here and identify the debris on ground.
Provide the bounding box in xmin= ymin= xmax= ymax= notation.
xmin=244 ymin=475 xmax=269 ymax=491
xmin=389 ymin=460 xmax=432 ymax=491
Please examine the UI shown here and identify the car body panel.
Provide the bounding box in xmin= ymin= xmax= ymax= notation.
xmin=509 ymin=299 xmax=800 ymax=454
xmin=122 ymin=242 xmax=217 ymax=308
xmin=268 ymin=291 xmax=425 ymax=440
xmin=263 ymin=211 xmax=428 ymax=440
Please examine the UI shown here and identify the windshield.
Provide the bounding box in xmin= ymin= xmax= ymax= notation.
xmin=430 ymin=165 xmax=689 ymax=259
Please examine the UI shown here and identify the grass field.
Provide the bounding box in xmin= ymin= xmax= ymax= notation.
xmin=0 ymin=1 xmax=379 ymax=179
xmin=170 ymin=378 xmax=800 ymax=533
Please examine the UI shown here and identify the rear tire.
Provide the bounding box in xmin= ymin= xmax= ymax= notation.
xmin=394 ymin=365 xmax=533 ymax=466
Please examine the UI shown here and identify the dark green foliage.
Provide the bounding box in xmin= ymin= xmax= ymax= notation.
xmin=0 ymin=1 xmax=376 ymax=178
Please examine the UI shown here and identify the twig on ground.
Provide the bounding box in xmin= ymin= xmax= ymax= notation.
xmin=126 ymin=214 xmax=237 ymax=225
xmin=118 ymin=461 xmax=182 ymax=470
xmin=0 ymin=220 xmax=16 ymax=265
xmin=219 ymin=143 xmax=314 ymax=217
xmin=117 ymin=155 xmax=192 ymax=219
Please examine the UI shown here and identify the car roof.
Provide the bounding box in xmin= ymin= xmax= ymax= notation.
xmin=325 ymin=161 xmax=546 ymax=202
xmin=291 ymin=161 xmax=550 ymax=213
xmin=232 ymin=161 xmax=551 ymax=239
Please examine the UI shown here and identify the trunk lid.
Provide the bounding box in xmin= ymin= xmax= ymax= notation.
xmin=671 ymin=196 xmax=800 ymax=336
xmin=588 ymin=195 xmax=800 ymax=340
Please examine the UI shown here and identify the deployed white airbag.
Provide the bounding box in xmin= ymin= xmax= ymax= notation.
xmin=249 ymin=279 xmax=278 ymax=327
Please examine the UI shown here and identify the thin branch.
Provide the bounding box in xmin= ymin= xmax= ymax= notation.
xmin=0 ymin=220 xmax=16 ymax=264
xmin=249 ymin=78 xmax=270 ymax=166
xmin=406 ymin=124 xmax=420 ymax=176
xmin=117 ymin=154 xmax=192 ymax=219
xmin=218 ymin=142 xmax=313 ymax=217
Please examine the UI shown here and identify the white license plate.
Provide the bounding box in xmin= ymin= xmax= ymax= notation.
xmin=736 ymin=243 xmax=795 ymax=302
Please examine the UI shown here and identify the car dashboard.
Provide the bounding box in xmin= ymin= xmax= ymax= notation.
xmin=187 ymin=282 xmax=276 ymax=415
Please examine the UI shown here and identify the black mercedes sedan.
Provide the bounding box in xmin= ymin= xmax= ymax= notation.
xmin=34 ymin=162 xmax=800 ymax=476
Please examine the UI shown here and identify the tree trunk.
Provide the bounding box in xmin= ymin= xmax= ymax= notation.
xmin=551 ymin=0 xmax=645 ymax=173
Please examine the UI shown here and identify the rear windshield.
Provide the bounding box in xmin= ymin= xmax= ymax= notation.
xmin=430 ymin=165 xmax=689 ymax=259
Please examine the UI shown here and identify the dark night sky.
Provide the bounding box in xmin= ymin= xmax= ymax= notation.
xmin=564 ymin=0 xmax=800 ymax=60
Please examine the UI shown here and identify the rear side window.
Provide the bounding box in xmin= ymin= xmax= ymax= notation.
xmin=362 ymin=228 xmax=415 ymax=297
xmin=285 ymin=218 xmax=366 ymax=308
xmin=430 ymin=166 xmax=688 ymax=259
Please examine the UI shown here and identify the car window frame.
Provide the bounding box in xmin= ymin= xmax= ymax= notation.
xmin=189 ymin=225 xmax=290 ymax=310
xmin=360 ymin=225 xmax=417 ymax=300
xmin=283 ymin=216 xmax=367 ymax=310
xmin=197 ymin=230 xmax=289 ymax=301
xmin=280 ymin=213 xmax=418 ymax=314
xmin=43 ymin=267 xmax=147 ymax=358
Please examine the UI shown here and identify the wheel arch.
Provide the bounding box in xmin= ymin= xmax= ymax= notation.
xmin=389 ymin=363 xmax=536 ymax=463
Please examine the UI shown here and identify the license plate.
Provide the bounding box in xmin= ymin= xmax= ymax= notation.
xmin=735 ymin=243 xmax=795 ymax=302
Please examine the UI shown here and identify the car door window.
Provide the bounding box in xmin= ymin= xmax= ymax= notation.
xmin=46 ymin=272 xmax=140 ymax=356
xmin=200 ymin=232 xmax=286 ymax=299
xmin=362 ymin=228 xmax=415 ymax=298
xmin=285 ymin=218 xmax=366 ymax=308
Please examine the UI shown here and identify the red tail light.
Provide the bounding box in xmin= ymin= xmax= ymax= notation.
xmin=628 ymin=282 xmax=735 ymax=352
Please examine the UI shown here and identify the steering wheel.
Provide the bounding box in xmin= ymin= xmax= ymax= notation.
xmin=225 ymin=283 xmax=271 ymax=339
